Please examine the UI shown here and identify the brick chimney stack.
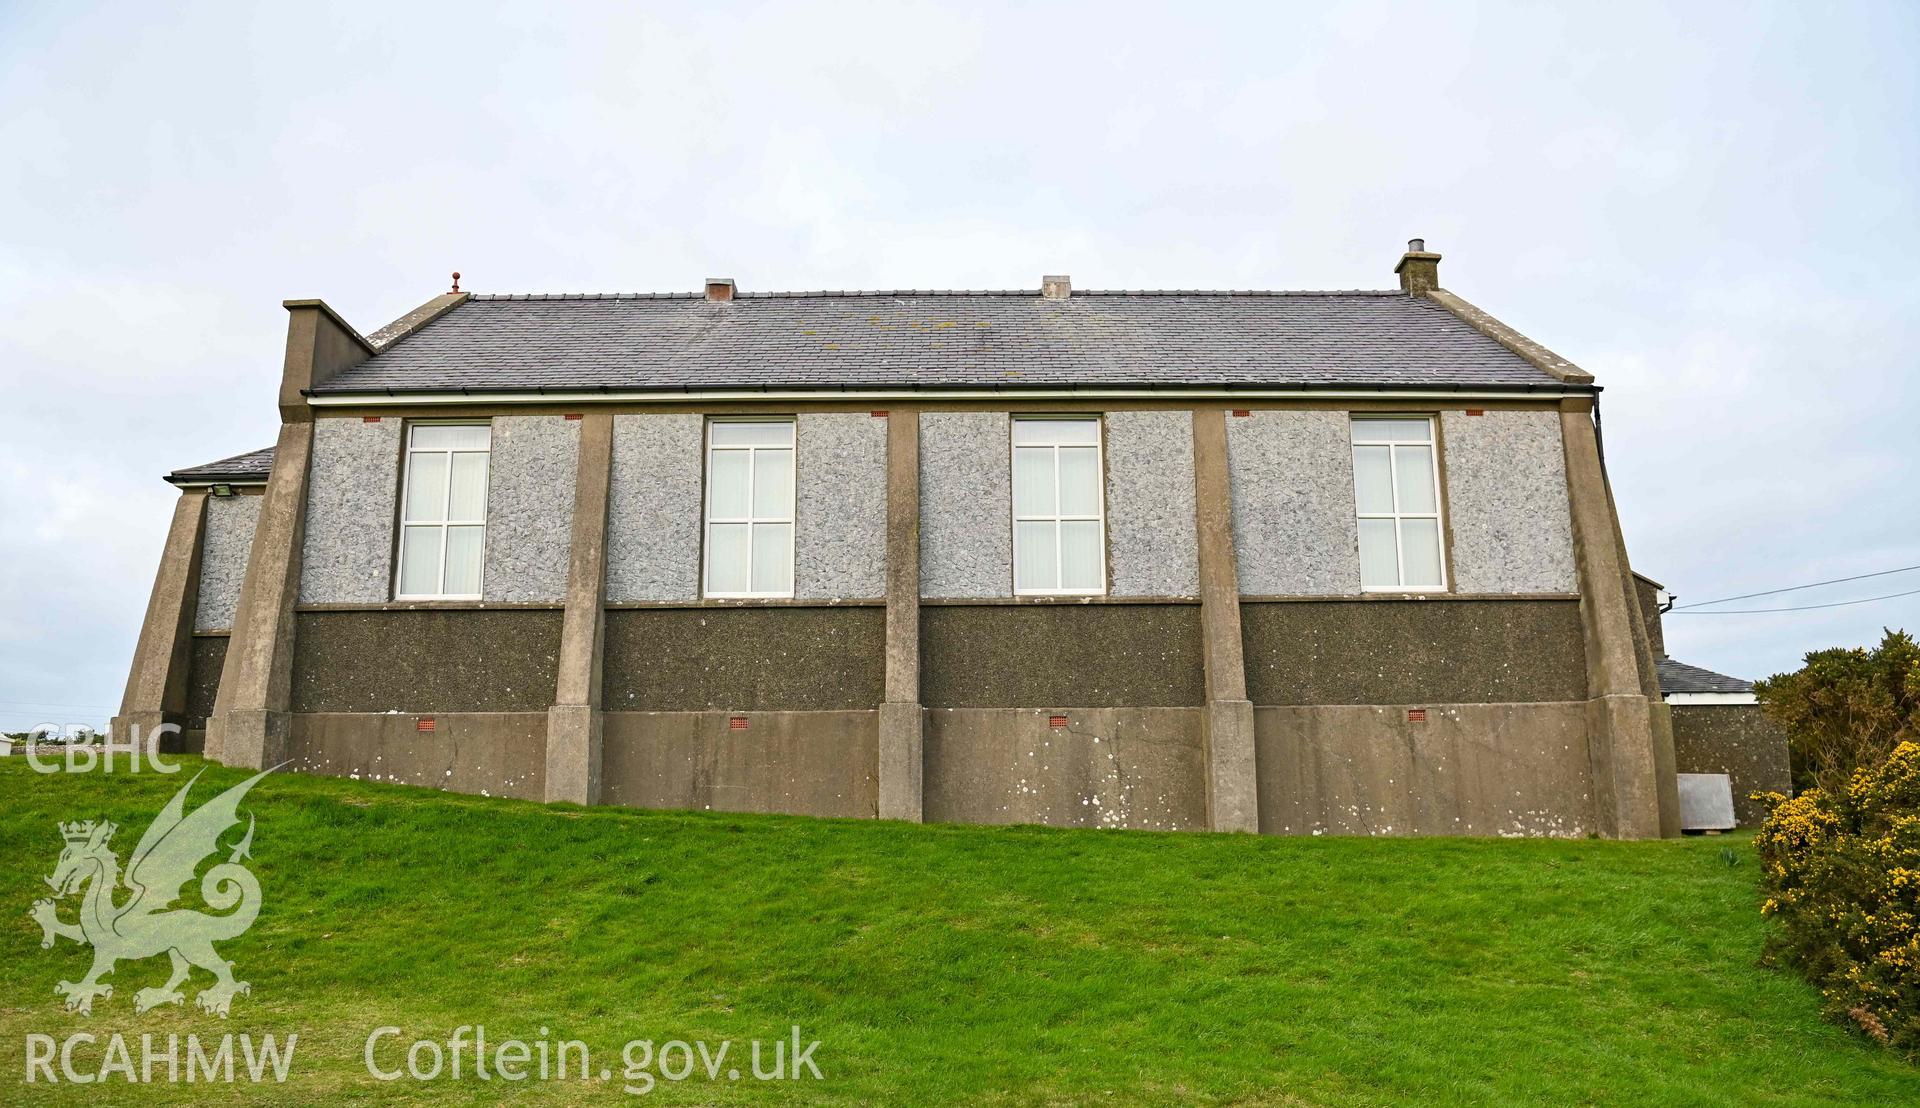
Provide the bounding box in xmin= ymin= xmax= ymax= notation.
xmin=705 ymin=277 xmax=736 ymax=302
xmin=1394 ymin=239 xmax=1442 ymax=297
xmin=1041 ymin=275 xmax=1071 ymax=300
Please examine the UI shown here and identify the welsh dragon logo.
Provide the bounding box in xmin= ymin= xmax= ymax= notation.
xmin=30 ymin=769 xmax=272 ymax=1017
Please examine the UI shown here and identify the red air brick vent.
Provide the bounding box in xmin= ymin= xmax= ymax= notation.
xmin=564 ymin=413 xmax=583 ymax=420
xmin=362 ymin=416 xmax=383 ymax=423
xmin=1465 ymin=409 xmax=1485 ymax=417
xmin=1406 ymin=708 xmax=1428 ymax=723
xmin=729 ymin=717 xmax=749 ymax=731
xmin=1231 ymin=409 xmax=1251 ymax=417
xmin=870 ymin=410 xmax=889 ymax=418
xmin=1048 ymin=715 xmax=1069 ymax=729
xmin=416 ymin=717 xmax=436 ymax=732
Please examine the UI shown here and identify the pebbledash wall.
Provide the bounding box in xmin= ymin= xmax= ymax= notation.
xmin=157 ymin=399 xmax=1627 ymax=838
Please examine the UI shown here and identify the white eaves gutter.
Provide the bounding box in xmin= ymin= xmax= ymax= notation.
xmin=1663 ymin=691 xmax=1759 ymax=706
xmin=306 ymin=386 xmax=1595 ymax=408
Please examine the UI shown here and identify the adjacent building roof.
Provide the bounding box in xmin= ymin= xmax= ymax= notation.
xmin=1655 ymin=656 xmax=1755 ymax=695
xmin=309 ymin=289 xmax=1582 ymax=397
xmin=165 ymin=446 xmax=275 ymax=485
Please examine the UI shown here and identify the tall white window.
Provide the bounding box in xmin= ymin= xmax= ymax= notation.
xmin=1012 ymin=418 xmax=1106 ymax=595
xmin=1352 ymin=417 xmax=1446 ymax=591
xmin=704 ymin=420 xmax=795 ymax=598
xmin=396 ymin=423 xmax=491 ymax=599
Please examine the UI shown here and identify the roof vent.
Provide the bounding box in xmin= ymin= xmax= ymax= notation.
xmin=1041 ymin=274 xmax=1071 ymax=300
xmin=705 ymin=277 xmax=736 ymax=302
xmin=1393 ymin=239 xmax=1442 ymax=298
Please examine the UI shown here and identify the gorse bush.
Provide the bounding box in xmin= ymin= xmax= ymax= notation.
xmin=1755 ymin=629 xmax=1920 ymax=794
xmin=1754 ymin=741 xmax=1920 ymax=1056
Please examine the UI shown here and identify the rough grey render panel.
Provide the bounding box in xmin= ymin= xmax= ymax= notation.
xmin=298 ymin=417 xmax=402 ymax=604
xmin=795 ymin=412 xmax=887 ymax=599
xmin=193 ymin=493 xmax=262 ymax=632
xmin=1104 ymin=411 xmax=1200 ymax=596
xmin=1227 ymin=411 xmax=1361 ymax=595
xmin=920 ymin=411 xmax=1012 ymax=598
xmin=483 ymin=416 xmax=579 ymax=602
xmin=606 ymin=414 xmax=703 ymax=602
xmin=1441 ymin=410 xmax=1577 ymax=593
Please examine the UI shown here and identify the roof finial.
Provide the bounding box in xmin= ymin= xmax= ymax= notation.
xmin=451 ymin=271 xmax=462 ymax=294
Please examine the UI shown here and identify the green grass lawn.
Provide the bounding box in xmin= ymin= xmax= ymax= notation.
xmin=0 ymin=756 xmax=1912 ymax=1105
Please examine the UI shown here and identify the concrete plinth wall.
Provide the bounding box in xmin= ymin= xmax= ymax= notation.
xmin=286 ymin=712 xmax=548 ymax=801
xmin=601 ymin=711 xmax=877 ymax=817
xmin=1254 ymin=703 xmax=1592 ymax=837
xmin=924 ymin=707 xmax=1208 ymax=831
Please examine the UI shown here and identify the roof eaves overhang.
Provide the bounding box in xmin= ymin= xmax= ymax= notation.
xmin=305 ymin=381 xmax=1600 ymax=407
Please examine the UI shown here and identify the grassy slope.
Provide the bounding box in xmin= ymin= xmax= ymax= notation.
xmin=0 ymin=758 xmax=1912 ymax=1106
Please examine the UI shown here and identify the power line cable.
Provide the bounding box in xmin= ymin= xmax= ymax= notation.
xmin=1671 ymin=563 xmax=1920 ymax=609
xmin=1667 ymin=586 xmax=1920 ymax=615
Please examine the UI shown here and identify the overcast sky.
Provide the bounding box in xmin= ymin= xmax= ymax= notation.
xmin=2 ymin=2 xmax=1916 ymax=733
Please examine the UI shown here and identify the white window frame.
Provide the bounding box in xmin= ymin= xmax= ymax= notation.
xmin=702 ymin=418 xmax=797 ymax=599
xmin=1010 ymin=416 xmax=1108 ymax=597
xmin=394 ymin=421 xmax=491 ymax=601
xmin=1352 ymin=415 xmax=1448 ymax=593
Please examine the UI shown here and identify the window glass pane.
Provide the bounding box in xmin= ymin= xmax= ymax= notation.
xmin=1012 ymin=447 xmax=1054 ymax=516
xmin=706 ymin=524 xmax=750 ymax=594
xmin=711 ymin=421 xmax=793 ymax=447
xmin=448 ymin=452 xmax=489 ymax=522
xmin=750 ymin=523 xmax=794 ymax=594
xmin=412 ymin=424 xmax=491 ymax=451
xmin=1358 ymin=518 xmax=1399 ymax=588
xmin=1059 ymin=520 xmax=1103 ymax=589
xmin=1012 ymin=419 xmax=1098 ymax=446
xmin=708 ymin=449 xmax=751 ymax=518
xmin=1014 ymin=521 xmax=1057 ymax=591
xmin=1399 ymin=518 xmax=1443 ymax=587
xmin=397 ymin=526 xmax=443 ymax=596
xmin=751 ymin=448 xmax=793 ymax=519
xmin=1353 ymin=446 xmax=1394 ymax=514
xmin=443 ymin=526 xmax=486 ymax=595
xmin=1057 ymin=447 xmax=1101 ymax=516
xmin=404 ymin=451 xmax=449 ymax=522
xmin=1393 ymin=445 xmax=1436 ymax=514
xmin=1351 ymin=418 xmax=1430 ymax=443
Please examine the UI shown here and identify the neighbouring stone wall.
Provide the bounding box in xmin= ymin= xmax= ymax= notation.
xmin=1255 ymin=702 xmax=1593 ymax=837
xmin=1104 ymin=411 xmax=1200 ymax=597
xmin=1227 ymin=410 xmax=1360 ymax=595
xmin=602 ymin=711 xmax=878 ymax=818
xmin=601 ymin=607 xmax=885 ymax=712
xmin=795 ymin=413 xmax=887 ymax=599
xmin=919 ymin=604 xmax=1205 ymax=708
xmin=299 ymin=417 xmax=402 ymax=604
xmin=1439 ymin=410 xmax=1577 ymax=594
xmin=290 ymin=610 xmax=562 ymax=713
xmin=606 ymin=414 xmax=704 ymax=602
xmin=920 ymin=411 xmax=1012 ymax=598
xmin=1241 ymin=599 xmax=1587 ymax=705
xmin=483 ymin=415 xmax=578 ymax=602
xmin=193 ymin=493 xmax=261 ymax=632
xmin=924 ymin=707 xmax=1208 ymax=830
xmin=1670 ymin=704 xmax=1792 ymax=827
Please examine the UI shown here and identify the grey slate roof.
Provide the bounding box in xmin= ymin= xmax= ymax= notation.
xmin=312 ymin=289 xmax=1577 ymax=395
xmin=1656 ymin=657 xmax=1756 ymax=696
xmin=165 ymin=446 xmax=275 ymax=485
